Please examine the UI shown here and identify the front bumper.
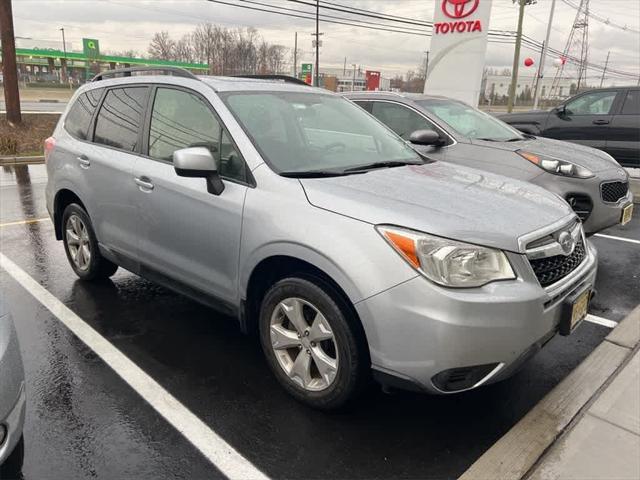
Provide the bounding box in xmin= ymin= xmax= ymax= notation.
xmin=530 ymin=171 xmax=633 ymax=235
xmin=356 ymin=241 xmax=598 ymax=394
xmin=0 ymin=384 xmax=25 ymax=465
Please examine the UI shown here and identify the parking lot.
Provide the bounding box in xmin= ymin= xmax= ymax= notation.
xmin=1 ymin=163 xmax=638 ymax=479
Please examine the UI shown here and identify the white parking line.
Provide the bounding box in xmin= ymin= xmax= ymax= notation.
xmin=594 ymin=233 xmax=640 ymax=246
xmin=584 ymin=314 xmax=618 ymax=329
xmin=0 ymin=252 xmax=269 ymax=480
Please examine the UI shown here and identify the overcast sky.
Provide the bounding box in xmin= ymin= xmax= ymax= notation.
xmin=12 ymin=0 xmax=640 ymax=83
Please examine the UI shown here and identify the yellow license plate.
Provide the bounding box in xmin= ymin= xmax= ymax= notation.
xmin=571 ymin=290 xmax=590 ymax=331
xmin=621 ymin=204 xmax=634 ymax=225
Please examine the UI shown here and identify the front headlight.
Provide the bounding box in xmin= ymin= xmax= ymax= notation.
xmin=377 ymin=226 xmax=516 ymax=288
xmin=517 ymin=150 xmax=594 ymax=178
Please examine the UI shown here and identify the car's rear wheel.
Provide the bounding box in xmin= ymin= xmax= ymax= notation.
xmin=259 ymin=277 xmax=368 ymax=410
xmin=62 ymin=203 xmax=118 ymax=281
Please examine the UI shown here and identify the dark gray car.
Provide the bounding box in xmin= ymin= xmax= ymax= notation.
xmin=344 ymin=92 xmax=634 ymax=235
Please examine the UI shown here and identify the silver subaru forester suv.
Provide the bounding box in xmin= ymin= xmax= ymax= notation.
xmin=45 ymin=68 xmax=597 ymax=410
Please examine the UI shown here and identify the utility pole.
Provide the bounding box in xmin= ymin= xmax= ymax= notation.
xmin=293 ymin=32 xmax=298 ymax=77
xmin=599 ymin=50 xmax=610 ymax=88
xmin=352 ymin=63 xmax=356 ymax=91
xmin=533 ymin=0 xmax=556 ymax=110
xmin=424 ymin=51 xmax=430 ymax=79
xmin=0 ymin=0 xmax=21 ymax=125
xmin=312 ymin=0 xmax=322 ymax=87
xmin=507 ymin=0 xmax=528 ymax=113
xmin=59 ymin=27 xmax=68 ymax=83
xmin=343 ymin=57 xmax=346 ymax=76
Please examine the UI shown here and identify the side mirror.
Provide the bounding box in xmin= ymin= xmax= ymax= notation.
xmin=409 ymin=129 xmax=444 ymax=147
xmin=554 ymin=105 xmax=567 ymax=116
xmin=173 ymin=147 xmax=225 ymax=195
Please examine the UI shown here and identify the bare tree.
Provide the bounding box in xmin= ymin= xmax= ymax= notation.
xmin=148 ymin=31 xmax=175 ymax=60
xmin=174 ymin=34 xmax=194 ymax=63
xmin=152 ymin=24 xmax=288 ymax=75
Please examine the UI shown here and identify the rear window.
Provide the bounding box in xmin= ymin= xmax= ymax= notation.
xmin=64 ymin=88 xmax=104 ymax=140
xmin=94 ymin=87 xmax=148 ymax=152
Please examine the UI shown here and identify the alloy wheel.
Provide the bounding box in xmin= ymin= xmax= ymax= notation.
xmin=269 ymin=297 xmax=339 ymax=391
xmin=65 ymin=214 xmax=91 ymax=271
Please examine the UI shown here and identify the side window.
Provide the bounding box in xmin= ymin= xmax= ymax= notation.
xmin=94 ymin=87 xmax=148 ymax=152
xmin=370 ymin=102 xmax=437 ymax=140
xmin=565 ymin=91 xmax=617 ymax=115
xmin=64 ymin=88 xmax=104 ymax=140
xmin=149 ymin=88 xmax=247 ymax=182
xmin=621 ymin=91 xmax=640 ymax=115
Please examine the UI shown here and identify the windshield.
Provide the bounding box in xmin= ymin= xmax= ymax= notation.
xmin=417 ymin=99 xmax=524 ymax=142
xmin=221 ymin=91 xmax=421 ymax=174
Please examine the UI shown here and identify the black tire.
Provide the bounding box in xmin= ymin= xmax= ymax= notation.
xmin=0 ymin=434 xmax=24 ymax=477
xmin=259 ymin=277 xmax=369 ymax=410
xmin=61 ymin=203 xmax=118 ymax=281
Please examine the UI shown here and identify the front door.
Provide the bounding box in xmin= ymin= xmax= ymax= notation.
xmin=543 ymin=90 xmax=621 ymax=150
xmin=134 ymin=86 xmax=250 ymax=303
xmin=363 ymin=100 xmax=449 ymax=161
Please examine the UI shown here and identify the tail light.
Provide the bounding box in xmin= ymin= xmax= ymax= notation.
xmin=44 ymin=136 xmax=56 ymax=163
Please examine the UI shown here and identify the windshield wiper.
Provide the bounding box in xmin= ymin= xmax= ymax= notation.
xmin=279 ymin=169 xmax=365 ymax=178
xmin=342 ymin=160 xmax=423 ymax=173
xmin=477 ymin=137 xmax=524 ymax=142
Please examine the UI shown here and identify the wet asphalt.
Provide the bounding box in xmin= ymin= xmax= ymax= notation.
xmin=1 ymin=164 xmax=638 ymax=480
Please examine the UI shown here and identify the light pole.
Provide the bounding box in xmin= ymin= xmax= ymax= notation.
xmin=59 ymin=27 xmax=67 ymax=83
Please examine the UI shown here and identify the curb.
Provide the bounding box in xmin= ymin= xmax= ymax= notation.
xmin=460 ymin=305 xmax=640 ymax=480
xmin=0 ymin=155 xmax=45 ymax=165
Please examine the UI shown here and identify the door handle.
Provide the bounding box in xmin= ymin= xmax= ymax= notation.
xmin=592 ymin=119 xmax=610 ymax=125
xmin=77 ymin=155 xmax=90 ymax=168
xmin=134 ymin=177 xmax=154 ymax=191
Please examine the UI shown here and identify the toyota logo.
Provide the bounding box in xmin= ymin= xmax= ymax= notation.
xmin=558 ymin=231 xmax=575 ymax=256
xmin=442 ymin=0 xmax=480 ymax=19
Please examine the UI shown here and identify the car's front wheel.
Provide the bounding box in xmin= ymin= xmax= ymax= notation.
xmin=62 ymin=203 xmax=118 ymax=281
xmin=0 ymin=434 xmax=24 ymax=475
xmin=259 ymin=277 xmax=368 ymax=410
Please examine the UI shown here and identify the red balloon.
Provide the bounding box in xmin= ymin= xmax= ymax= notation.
xmin=524 ymin=57 xmax=534 ymax=67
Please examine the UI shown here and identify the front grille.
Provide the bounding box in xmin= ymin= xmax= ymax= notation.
xmin=529 ymin=239 xmax=586 ymax=287
xmin=601 ymin=181 xmax=628 ymax=203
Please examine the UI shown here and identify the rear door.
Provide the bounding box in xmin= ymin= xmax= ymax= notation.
xmin=606 ymin=89 xmax=640 ymax=168
xmin=73 ymin=85 xmax=149 ymax=261
xmin=542 ymin=90 xmax=621 ymax=150
xmin=133 ymin=85 xmax=249 ymax=303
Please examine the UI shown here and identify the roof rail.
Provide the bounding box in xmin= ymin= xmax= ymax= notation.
xmin=91 ymin=66 xmax=198 ymax=82
xmin=232 ymin=74 xmax=310 ymax=86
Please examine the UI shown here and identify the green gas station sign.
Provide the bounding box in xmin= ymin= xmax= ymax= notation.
xmin=83 ymin=38 xmax=100 ymax=58
xmin=301 ymin=63 xmax=313 ymax=85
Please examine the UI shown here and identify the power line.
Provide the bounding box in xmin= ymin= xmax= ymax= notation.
xmin=559 ymin=0 xmax=640 ymax=34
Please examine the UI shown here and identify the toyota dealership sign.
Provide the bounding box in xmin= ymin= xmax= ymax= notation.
xmin=424 ymin=0 xmax=493 ymax=105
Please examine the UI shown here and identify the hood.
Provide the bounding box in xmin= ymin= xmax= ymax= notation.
xmin=471 ymin=136 xmax=621 ymax=172
xmin=300 ymin=162 xmax=574 ymax=253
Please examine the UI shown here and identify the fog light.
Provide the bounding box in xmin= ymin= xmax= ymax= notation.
xmin=0 ymin=424 xmax=7 ymax=447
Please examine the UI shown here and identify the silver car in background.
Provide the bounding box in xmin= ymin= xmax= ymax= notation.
xmin=46 ymin=69 xmax=597 ymax=409
xmin=0 ymin=296 xmax=26 ymax=475
xmin=344 ymin=91 xmax=634 ymax=235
